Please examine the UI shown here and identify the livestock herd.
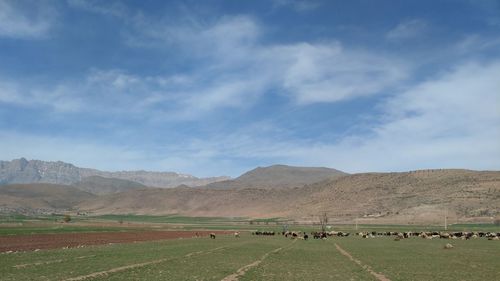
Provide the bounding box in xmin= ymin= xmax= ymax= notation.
xmin=245 ymin=229 xmax=500 ymax=241
xmin=208 ymin=229 xmax=500 ymax=243
xmin=249 ymin=230 xmax=350 ymax=240
xmin=355 ymin=231 xmax=500 ymax=240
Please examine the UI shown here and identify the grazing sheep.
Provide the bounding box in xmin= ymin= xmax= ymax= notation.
xmin=234 ymin=232 xmax=240 ymax=238
xmin=210 ymin=233 xmax=216 ymax=239
xmin=439 ymin=232 xmax=451 ymax=239
xmin=444 ymin=243 xmax=453 ymax=249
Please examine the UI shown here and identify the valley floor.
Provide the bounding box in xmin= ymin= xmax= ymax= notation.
xmin=1 ymin=231 xmax=499 ymax=281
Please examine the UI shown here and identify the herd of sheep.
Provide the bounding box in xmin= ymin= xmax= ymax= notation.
xmin=355 ymin=231 xmax=500 ymax=240
xmin=247 ymin=230 xmax=500 ymax=241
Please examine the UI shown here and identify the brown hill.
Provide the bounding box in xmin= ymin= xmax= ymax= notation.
xmin=72 ymin=176 xmax=148 ymax=195
xmin=290 ymin=169 xmax=500 ymax=223
xmin=0 ymin=183 xmax=96 ymax=212
xmin=79 ymin=169 xmax=500 ymax=224
xmin=204 ymin=164 xmax=347 ymax=189
xmin=78 ymin=186 xmax=301 ymax=218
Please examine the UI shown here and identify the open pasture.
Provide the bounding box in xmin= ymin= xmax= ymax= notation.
xmin=1 ymin=228 xmax=499 ymax=281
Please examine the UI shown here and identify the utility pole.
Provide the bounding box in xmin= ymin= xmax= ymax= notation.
xmin=355 ymin=217 xmax=358 ymax=231
xmin=444 ymin=209 xmax=448 ymax=231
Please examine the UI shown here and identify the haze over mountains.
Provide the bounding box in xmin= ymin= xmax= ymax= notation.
xmin=0 ymin=158 xmax=229 ymax=188
xmin=1 ymin=158 xmax=499 ymax=224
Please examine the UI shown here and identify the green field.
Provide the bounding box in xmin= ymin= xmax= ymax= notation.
xmin=1 ymin=214 xmax=499 ymax=280
xmin=2 ymin=213 xmax=499 ymax=235
xmin=1 ymin=232 xmax=499 ymax=281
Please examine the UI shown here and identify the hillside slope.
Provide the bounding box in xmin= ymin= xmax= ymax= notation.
xmin=72 ymin=176 xmax=148 ymax=195
xmin=204 ymin=165 xmax=347 ymax=189
xmin=79 ymin=169 xmax=500 ymax=223
xmin=291 ymin=169 xmax=500 ymax=223
xmin=0 ymin=184 xmax=96 ymax=212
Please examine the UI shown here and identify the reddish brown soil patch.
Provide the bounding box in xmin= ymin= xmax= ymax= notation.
xmin=0 ymin=231 xmax=231 ymax=252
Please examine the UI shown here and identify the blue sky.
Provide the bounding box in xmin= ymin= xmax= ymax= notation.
xmin=1 ymin=0 xmax=499 ymax=177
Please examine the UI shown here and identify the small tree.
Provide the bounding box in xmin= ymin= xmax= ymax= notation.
xmin=63 ymin=214 xmax=71 ymax=223
xmin=319 ymin=212 xmax=328 ymax=232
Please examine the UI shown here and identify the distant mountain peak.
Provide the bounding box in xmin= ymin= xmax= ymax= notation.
xmin=0 ymin=158 xmax=229 ymax=188
xmin=205 ymin=164 xmax=347 ymax=189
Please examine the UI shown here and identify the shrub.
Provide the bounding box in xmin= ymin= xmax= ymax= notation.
xmin=63 ymin=214 xmax=71 ymax=223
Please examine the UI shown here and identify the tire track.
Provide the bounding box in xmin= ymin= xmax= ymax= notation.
xmin=14 ymin=255 xmax=96 ymax=269
xmin=62 ymin=246 xmax=227 ymax=281
xmin=334 ymin=243 xmax=391 ymax=281
xmin=221 ymin=239 xmax=297 ymax=281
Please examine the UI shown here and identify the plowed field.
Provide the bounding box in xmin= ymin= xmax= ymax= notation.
xmin=0 ymin=230 xmax=231 ymax=252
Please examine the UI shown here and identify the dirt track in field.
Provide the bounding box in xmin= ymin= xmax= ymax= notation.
xmin=0 ymin=231 xmax=231 ymax=252
xmin=335 ymin=243 xmax=391 ymax=281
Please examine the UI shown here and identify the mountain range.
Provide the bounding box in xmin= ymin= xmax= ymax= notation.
xmin=78 ymin=169 xmax=500 ymax=223
xmin=1 ymin=158 xmax=499 ymax=223
xmin=0 ymin=158 xmax=229 ymax=189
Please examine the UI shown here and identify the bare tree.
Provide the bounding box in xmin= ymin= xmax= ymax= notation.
xmin=319 ymin=212 xmax=328 ymax=232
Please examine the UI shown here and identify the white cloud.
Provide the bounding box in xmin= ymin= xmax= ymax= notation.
xmin=299 ymin=61 xmax=500 ymax=171
xmin=272 ymin=0 xmax=322 ymax=12
xmin=120 ymin=16 xmax=410 ymax=115
xmin=2 ymin=61 xmax=498 ymax=176
xmin=0 ymin=0 xmax=55 ymax=39
xmin=387 ymin=19 xmax=428 ymax=40
xmin=270 ymin=42 xmax=408 ymax=104
xmin=167 ymin=60 xmax=500 ymax=174
xmin=0 ymin=15 xmax=410 ymax=120
xmin=66 ymin=0 xmax=128 ymax=18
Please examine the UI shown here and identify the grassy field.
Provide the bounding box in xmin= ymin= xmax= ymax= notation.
xmin=1 ymin=214 xmax=499 ymax=280
xmin=2 ymin=213 xmax=499 ymax=235
xmin=1 ymin=232 xmax=499 ymax=281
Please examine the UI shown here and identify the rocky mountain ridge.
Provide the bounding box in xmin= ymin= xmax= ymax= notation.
xmin=0 ymin=158 xmax=229 ymax=188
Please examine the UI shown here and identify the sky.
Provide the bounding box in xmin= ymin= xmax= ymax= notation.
xmin=0 ymin=0 xmax=499 ymax=177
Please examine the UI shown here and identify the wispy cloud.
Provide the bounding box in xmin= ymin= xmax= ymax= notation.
xmin=272 ymin=0 xmax=322 ymax=12
xmin=0 ymin=0 xmax=56 ymax=39
xmin=0 ymin=15 xmax=411 ymax=119
xmin=176 ymin=60 xmax=500 ymax=175
xmin=123 ymin=15 xmax=410 ymax=115
xmin=290 ymin=61 xmax=500 ymax=172
xmin=271 ymin=42 xmax=408 ymax=104
xmin=2 ymin=2 xmax=499 ymax=176
xmin=387 ymin=19 xmax=428 ymax=40
xmin=66 ymin=0 xmax=128 ymax=18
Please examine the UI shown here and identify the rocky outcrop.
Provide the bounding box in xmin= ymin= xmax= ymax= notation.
xmin=0 ymin=158 xmax=229 ymax=188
